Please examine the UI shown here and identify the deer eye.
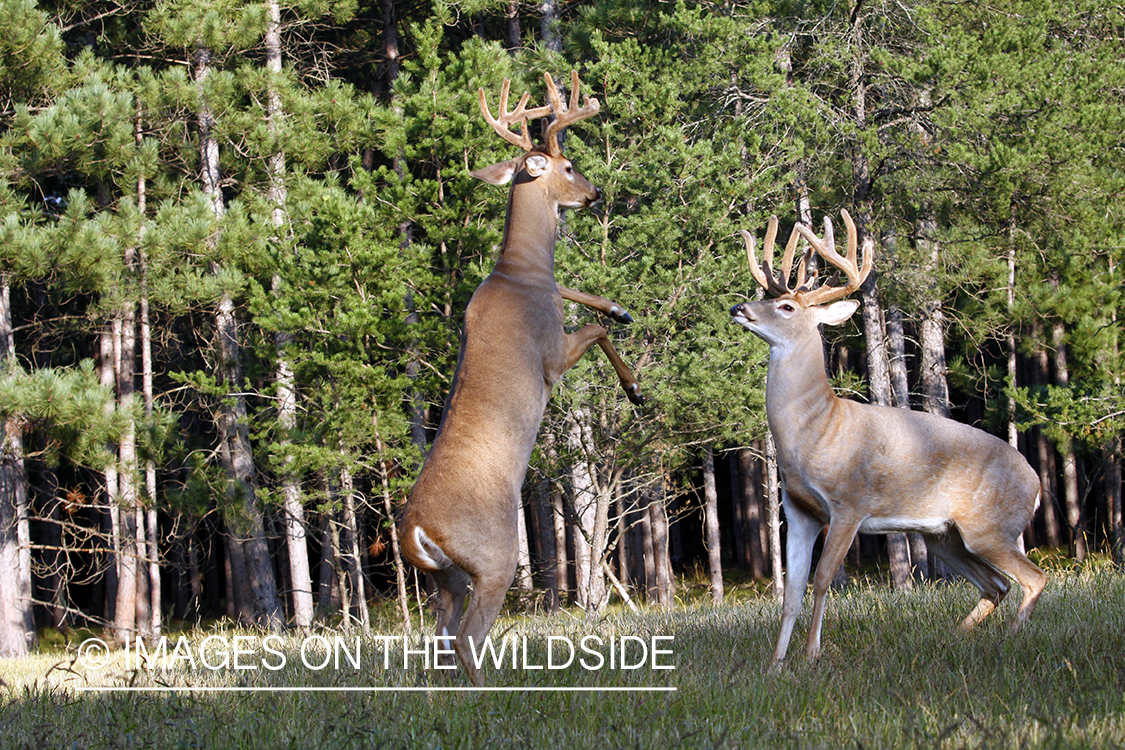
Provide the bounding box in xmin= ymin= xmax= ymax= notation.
xmin=778 ymin=302 xmax=796 ymax=313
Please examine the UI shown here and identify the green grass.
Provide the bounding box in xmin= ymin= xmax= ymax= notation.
xmin=2 ymin=563 xmax=1123 ymax=749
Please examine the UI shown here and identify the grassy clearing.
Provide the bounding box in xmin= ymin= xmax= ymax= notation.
xmin=2 ymin=563 xmax=1123 ymax=749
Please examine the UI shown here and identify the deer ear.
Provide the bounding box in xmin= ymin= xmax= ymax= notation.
xmin=816 ymin=299 xmax=860 ymax=327
xmin=524 ymin=153 xmax=550 ymax=177
xmin=470 ymin=158 xmax=520 ymax=185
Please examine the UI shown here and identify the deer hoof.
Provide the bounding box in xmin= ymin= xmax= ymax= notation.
xmin=626 ymin=383 xmax=644 ymax=406
xmin=608 ymin=306 xmax=634 ymax=325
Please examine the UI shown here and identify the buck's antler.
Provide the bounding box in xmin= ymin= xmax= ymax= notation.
xmin=478 ymin=72 xmax=600 ymax=156
xmin=741 ymin=216 xmax=814 ymax=298
xmin=543 ymin=71 xmax=600 ymax=156
xmin=478 ymin=78 xmax=552 ymax=152
xmin=743 ymin=210 xmax=872 ymax=304
xmin=793 ymin=209 xmax=873 ymax=306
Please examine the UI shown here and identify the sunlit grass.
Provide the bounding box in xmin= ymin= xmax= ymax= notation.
xmin=2 ymin=563 xmax=1123 ymax=749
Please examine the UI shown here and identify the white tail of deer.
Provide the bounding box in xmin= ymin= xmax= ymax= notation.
xmin=730 ymin=210 xmax=1046 ymax=667
xmin=398 ymin=72 xmax=642 ymax=685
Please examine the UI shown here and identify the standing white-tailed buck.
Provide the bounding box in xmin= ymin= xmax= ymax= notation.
xmin=730 ymin=210 xmax=1047 ymax=667
xmin=399 ymin=71 xmax=642 ymax=685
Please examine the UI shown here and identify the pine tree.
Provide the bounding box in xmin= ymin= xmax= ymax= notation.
xmin=927 ymin=0 xmax=1125 ymax=556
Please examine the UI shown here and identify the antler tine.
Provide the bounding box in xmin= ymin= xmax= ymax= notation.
xmin=743 ymin=216 xmax=794 ymax=297
xmin=793 ymin=209 xmax=873 ymax=305
xmin=478 ymin=78 xmax=552 ymax=153
xmin=544 ymin=70 xmax=601 ymax=156
xmin=779 ymin=221 xmax=804 ymax=291
xmin=742 ymin=230 xmax=774 ymax=294
xmin=842 ymin=208 xmax=873 ymax=282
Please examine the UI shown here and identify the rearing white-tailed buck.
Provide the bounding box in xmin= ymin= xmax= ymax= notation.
xmin=399 ymin=71 xmax=642 ymax=685
xmin=730 ymin=210 xmax=1047 ymax=667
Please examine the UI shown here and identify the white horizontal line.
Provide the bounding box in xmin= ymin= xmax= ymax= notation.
xmin=76 ymin=686 xmax=676 ymax=693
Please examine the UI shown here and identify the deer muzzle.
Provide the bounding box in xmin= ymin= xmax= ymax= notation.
xmin=730 ymin=302 xmax=757 ymax=328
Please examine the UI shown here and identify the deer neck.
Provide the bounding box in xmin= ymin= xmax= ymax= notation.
xmin=495 ymin=179 xmax=559 ymax=282
xmin=765 ymin=331 xmax=840 ymax=457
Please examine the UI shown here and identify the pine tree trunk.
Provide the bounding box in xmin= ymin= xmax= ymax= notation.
xmin=515 ymin=499 xmax=534 ymax=594
xmin=196 ymin=44 xmax=284 ymax=630
xmin=1102 ymin=263 xmax=1122 ymax=564
xmin=1004 ymin=203 xmax=1023 ymax=479
xmin=264 ymin=1 xmax=313 ymax=631
xmin=121 ymin=269 xmax=142 ymax=638
xmin=0 ymin=281 xmax=33 ymax=655
xmin=589 ymin=478 xmax=614 ymax=612
xmin=552 ymin=482 xmax=569 ymax=606
xmin=1108 ymin=438 xmax=1123 ymax=566
xmin=338 ymin=466 xmax=370 ymax=633
xmin=1053 ymin=321 xmax=1086 ymax=561
xmin=134 ymin=508 xmax=152 ymax=639
xmin=613 ymin=484 xmax=629 ymax=600
xmin=647 ymin=479 xmax=674 ymax=608
xmin=373 ymin=423 xmax=411 ymax=631
xmin=505 ymin=0 xmax=520 ymax=50
xmin=98 ymin=326 xmax=122 ymax=626
xmin=187 ymin=526 xmax=203 ymax=619
xmin=729 ymin=452 xmax=747 ymax=568
xmin=1108 ymin=275 xmax=1123 ymax=563
xmin=317 ymin=513 xmax=338 ymax=615
xmin=738 ymin=448 xmax=766 ymax=578
xmin=540 ymin=0 xmax=561 ymax=54
xmin=105 ymin=313 xmax=137 ymax=645
xmin=534 ymin=478 xmax=560 ymax=612
xmin=887 ymin=306 xmax=910 ymax=408
xmin=764 ymin=433 xmax=783 ymax=602
xmin=39 ymin=465 xmax=66 ymax=629
xmin=915 ymin=220 xmax=953 ymax=580
xmin=137 ymin=174 xmax=161 ymax=636
xmin=886 ymin=305 xmax=922 ymax=585
xmin=701 ymin=446 xmax=723 ymax=603
xmin=639 ymin=490 xmax=656 ymax=602
xmin=568 ymin=406 xmax=606 ymax=612
xmin=1031 ymin=323 xmax=1062 ymax=546
xmin=0 ymin=419 xmax=33 ymax=657
xmin=917 ymin=216 xmax=950 ymax=418
xmin=849 ymin=4 xmax=903 ymax=590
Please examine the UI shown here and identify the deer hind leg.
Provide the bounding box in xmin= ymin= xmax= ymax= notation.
xmin=958 ymin=534 xmax=1047 ymax=633
xmin=997 ymin=551 xmax=1047 ymax=632
xmin=558 ymin=286 xmax=634 ymax=324
xmin=428 ymin=566 xmax=471 ymax=669
xmin=924 ymin=530 xmax=1010 ymax=630
xmin=453 ymin=563 xmax=517 ymax=687
xmin=564 ymin=324 xmax=643 ymax=405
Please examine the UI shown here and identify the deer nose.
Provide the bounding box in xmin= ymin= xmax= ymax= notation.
xmin=731 ymin=303 xmax=755 ymax=323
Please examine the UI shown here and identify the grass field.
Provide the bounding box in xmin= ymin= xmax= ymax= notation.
xmin=2 ymin=560 xmax=1123 ymax=749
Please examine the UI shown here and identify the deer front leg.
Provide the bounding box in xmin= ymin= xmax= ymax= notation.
xmin=563 ymin=324 xmax=643 ymax=405
xmin=805 ymin=514 xmax=864 ymax=661
xmin=558 ymin=286 xmax=634 ymax=324
xmin=771 ymin=490 xmax=823 ymax=668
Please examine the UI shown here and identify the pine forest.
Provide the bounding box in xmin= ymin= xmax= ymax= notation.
xmin=0 ymin=0 xmax=1122 ymax=656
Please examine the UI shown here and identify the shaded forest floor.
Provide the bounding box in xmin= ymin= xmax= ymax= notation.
xmin=2 ymin=559 xmax=1123 ymax=749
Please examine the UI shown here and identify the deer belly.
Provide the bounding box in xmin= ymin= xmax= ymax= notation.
xmin=858 ymin=515 xmax=952 ymax=535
